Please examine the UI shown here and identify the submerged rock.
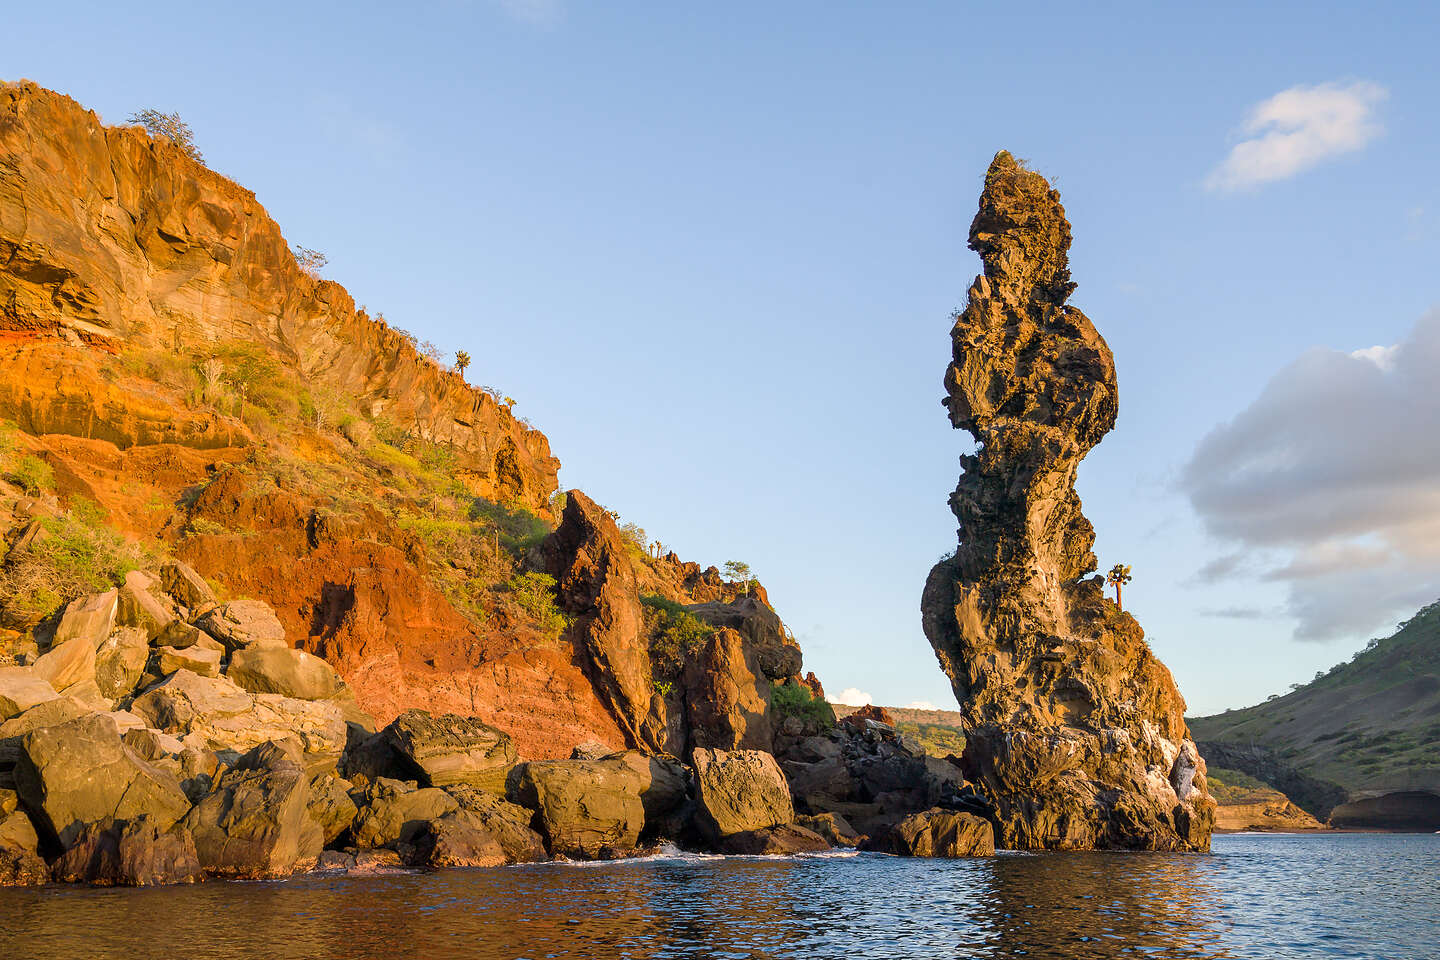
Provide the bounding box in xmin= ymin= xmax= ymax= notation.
xmin=920 ymin=151 xmax=1215 ymax=851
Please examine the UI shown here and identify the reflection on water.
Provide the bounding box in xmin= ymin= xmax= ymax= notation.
xmin=0 ymin=835 xmax=1436 ymax=960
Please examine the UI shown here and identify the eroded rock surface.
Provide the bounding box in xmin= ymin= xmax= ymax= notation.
xmin=920 ymin=152 xmax=1215 ymax=851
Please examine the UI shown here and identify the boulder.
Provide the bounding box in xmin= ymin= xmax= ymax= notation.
xmin=445 ymin=785 xmax=547 ymax=863
xmin=890 ymin=809 xmax=994 ymax=858
xmin=351 ymin=778 xmax=458 ymax=849
xmin=508 ymin=758 xmax=645 ymax=859
xmin=720 ymin=822 xmax=830 ymax=855
xmin=14 ymin=713 xmax=192 ymax=848
xmin=156 ymin=644 xmax=222 ymax=679
xmin=0 ymin=666 xmax=58 ymax=720
xmin=0 ymin=806 xmax=47 ymax=885
xmin=226 ymin=645 xmax=342 ymax=701
xmin=155 ymin=621 xmax=209 ymax=650
xmin=692 ymin=748 xmax=794 ymax=840
xmin=0 ymin=696 xmax=89 ymax=766
xmin=131 ymin=670 xmax=347 ymax=772
xmin=160 ymin=561 xmax=217 ymax=615
xmin=307 ymin=773 xmax=359 ymax=846
xmin=195 ymin=600 xmax=286 ymax=651
xmin=406 ymin=813 xmax=506 ymax=868
xmin=117 ymin=572 xmax=179 ymax=640
xmin=683 ymin=627 xmax=773 ymax=752
xmin=94 ymin=627 xmax=150 ymax=700
xmin=50 ymin=816 xmax=204 ymax=885
xmin=380 ymin=710 xmax=516 ymax=793
xmin=182 ymin=740 xmax=323 ymax=878
xmin=51 ymin=590 xmax=118 ymax=650
xmin=30 ymin=634 xmax=95 ymax=693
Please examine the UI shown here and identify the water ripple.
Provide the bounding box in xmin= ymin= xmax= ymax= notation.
xmin=0 ymin=834 xmax=1435 ymax=959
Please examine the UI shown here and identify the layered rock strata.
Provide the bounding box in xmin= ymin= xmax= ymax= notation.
xmin=921 ymin=151 xmax=1215 ymax=851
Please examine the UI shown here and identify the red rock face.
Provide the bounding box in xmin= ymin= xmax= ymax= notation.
xmin=922 ymin=152 xmax=1215 ymax=851
xmin=170 ymin=468 xmax=626 ymax=760
xmin=0 ymin=81 xmax=557 ymax=513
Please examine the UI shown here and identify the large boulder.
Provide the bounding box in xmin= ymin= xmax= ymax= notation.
xmin=30 ymin=634 xmax=95 ymax=693
xmin=889 ymin=809 xmax=994 ymax=858
xmin=508 ymin=758 xmax=645 ymax=858
xmin=351 ymin=778 xmax=458 ymax=849
xmin=226 ymin=646 xmax=342 ymax=701
xmin=683 ymin=628 xmax=772 ymax=752
xmin=159 ymin=561 xmax=217 ymax=615
xmin=0 ymin=797 xmax=47 ymax=885
xmin=195 ymin=599 xmax=286 ymax=651
xmin=131 ymin=670 xmax=347 ymax=772
xmin=156 ymin=644 xmax=222 ymax=679
xmin=692 ymin=748 xmax=794 ymax=840
xmin=51 ymin=590 xmax=118 ymax=650
xmin=94 ymin=627 xmax=150 ymax=700
xmin=182 ymin=741 xmax=323 ymax=878
xmin=50 ymin=816 xmax=204 ymax=885
xmin=406 ymin=813 xmax=506 ymax=868
xmin=117 ymin=572 xmax=179 ymax=640
xmin=445 ymin=785 xmax=547 ymax=863
xmin=0 ymin=696 xmax=89 ymax=766
xmin=0 ymin=666 xmax=58 ymax=721
xmin=14 ymin=713 xmax=192 ymax=848
xmin=380 ymin=710 xmax=516 ymax=794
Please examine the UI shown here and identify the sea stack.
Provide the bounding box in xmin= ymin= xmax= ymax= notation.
xmin=921 ymin=151 xmax=1215 ymax=851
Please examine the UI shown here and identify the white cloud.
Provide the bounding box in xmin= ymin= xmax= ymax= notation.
xmin=495 ymin=0 xmax=562 ymax=26
xmin=1205 ymin=81 xmax=1386 ymax=191
xmin=1182 ymin=309 xmax=1440 ymax=641
xmin=905 ymin=700 xmax=940 ymax=711
xmin=835 ymin=687 xmax=873 ymax=705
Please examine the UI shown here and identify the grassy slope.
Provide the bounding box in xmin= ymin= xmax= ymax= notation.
xmin=1189 ymin=601 xmax=1440 ymax=797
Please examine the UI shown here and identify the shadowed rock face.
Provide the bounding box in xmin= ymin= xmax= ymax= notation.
xmin=921 ymin=151 xmax=1215 ymax=851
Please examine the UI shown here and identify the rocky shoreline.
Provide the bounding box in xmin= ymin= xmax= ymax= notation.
xmin=0 ymin=561 xmax=997 ymax=887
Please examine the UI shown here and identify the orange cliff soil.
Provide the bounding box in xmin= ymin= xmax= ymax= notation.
xmin=0 ymin=81 xmax=803 ymax=760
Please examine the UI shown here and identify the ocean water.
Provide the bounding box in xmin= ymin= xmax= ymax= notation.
xmin=0 ymin=833 xmax=1435 ymax=959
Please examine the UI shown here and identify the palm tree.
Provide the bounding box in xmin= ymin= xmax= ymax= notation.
xmin=1107 ymin=564 xmax=1133 ymax=610
xmin=455 ymin=350 xmax=471 ymax=379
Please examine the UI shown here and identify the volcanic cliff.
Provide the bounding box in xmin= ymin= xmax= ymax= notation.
xmin=0 ymin=81 xmax=808 ymax=760
xmin=921 ymin=152 xmax=1215 ymax=850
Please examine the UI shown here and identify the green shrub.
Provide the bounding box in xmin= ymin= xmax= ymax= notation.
xmin=470 ymin=498 xmax=551 ymax=556
xmin=0 ymin=504 xmax=151 ymax=622
xmin=770 ymin=681 xmax=836 ymax=728
xmin=8 ymin=455 xmax=54 ymax=495
xmin=366 ymin=442 xmax=423 ymax=475
xmin=507 ymin=571 xmax=566 ymax=639
xmin=641 ymin=595 xmax=713 ymax=679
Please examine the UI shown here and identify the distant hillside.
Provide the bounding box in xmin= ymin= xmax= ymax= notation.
xmin=1190 ymin=600 xmax=1440 ymax=826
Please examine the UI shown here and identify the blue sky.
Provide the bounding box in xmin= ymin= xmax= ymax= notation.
xmin=9 ymin=1 xmax=1439 ymax=716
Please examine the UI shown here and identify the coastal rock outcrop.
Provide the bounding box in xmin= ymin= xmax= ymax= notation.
xmin=920 ymin=152 xmax=1215 ymax=851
